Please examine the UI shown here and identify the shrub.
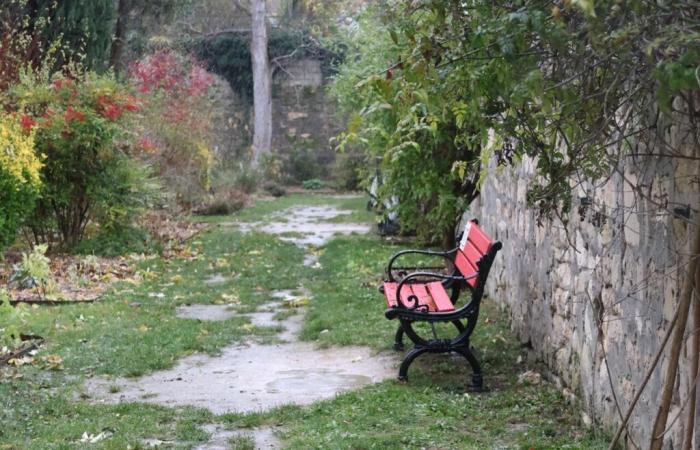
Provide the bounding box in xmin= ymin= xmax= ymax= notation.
xmin=195 ymin=189 xmax=247 ymax=216
xmin=10 ymin=244 xmax=55 ymax=299
xmin=129 ymin=49 xmax=217 ymax=208
xmin=302 ymin=178 xmax=325 ymax=190
xmin=0 ymin=288 xmax=25 ymax=347
xmin=7 ymin=72 xmax=156 ymax=249
xmin=287 ymin=144 xmax=322 ymax=183
xmin=234 ymin=165 xmax=260 ymax=194
xmin=330 ymin=150 xmax=365 ymax=191
xmin=0 ymin=115 xmax=42 ymax=250
xmin=260 ymin=153 xmax=284 ymax=184
xmin=73 ymin=225 xmax=156 ymax=257
xmin=262 ymin=181 xmax=286 ymax=197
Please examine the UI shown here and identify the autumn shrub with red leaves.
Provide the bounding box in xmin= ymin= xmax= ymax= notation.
xmin=129 ymin=49 xmax=217 ymax=208
xmin=5 ymin=72 xmax=159 ymax=249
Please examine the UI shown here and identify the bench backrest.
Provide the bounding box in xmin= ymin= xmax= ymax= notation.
xmin=454 ymin=220 xmax=497 ymax=289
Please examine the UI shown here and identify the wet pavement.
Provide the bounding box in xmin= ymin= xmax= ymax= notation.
xmin=85 ymin=202 xmax=396 ymax=448
xmin=234 ymin=205 xmax=371 ymax=249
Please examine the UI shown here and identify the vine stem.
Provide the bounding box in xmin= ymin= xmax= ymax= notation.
xmin=650 ymin=214 xmax=700 ymax=450
xmin=682 ymin=237 xmax=700 ymax=450
xmin=607 ymin=304 xmax=679 ymax=450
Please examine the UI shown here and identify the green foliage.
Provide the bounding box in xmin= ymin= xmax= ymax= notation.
xmin=40 ymin=0 xmax=116 ymax=71
xmin=0 ymin=114 xmax=42 ymax=250
xmin=6 ymin=71 xmax=158 ymax=249
xmin=2 ymin=0 xmax=117 ymax=72
xmin=302 ymin=178 xmax=324 ymax=190
xmin=332 ymin=0 xmax=699 ymax=237
xmin=73 ymin=225 xmax=157 ymax=257
xmin=0 ymin=288 xmax=25 ymax=347
xmin=10 ymin=244 xmax=54 ymax=299
xmin=330 ymin=150 xmax=364 ymax=191
xmin=287 ymin=143 xmax=323 ymax=183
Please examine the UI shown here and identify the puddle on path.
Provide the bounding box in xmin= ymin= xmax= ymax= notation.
xmin=205 ymin=273 xmax=229 ymax=285
xmin=176 ymin=305 xmax=236 ymax=321
xmin=233 ymin=204 xmax=371 ymax=248
xmin=195 ymin=424 xmax=281 ymax=450
xmin=85 ymin=203 xmax=395 ymax=433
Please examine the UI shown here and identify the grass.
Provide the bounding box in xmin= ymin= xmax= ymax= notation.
xmin=0 ymin=192 xmax=609 ymax=449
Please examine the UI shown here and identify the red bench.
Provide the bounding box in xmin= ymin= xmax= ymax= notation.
xmin=379 ymin=219 xmax=502 ymax=390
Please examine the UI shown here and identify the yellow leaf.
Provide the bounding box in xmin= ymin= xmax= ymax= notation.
xmin=283 ymin=297 xmax=311 ymax=308
xmin=41 ymin=354 xmax=63 ymax=370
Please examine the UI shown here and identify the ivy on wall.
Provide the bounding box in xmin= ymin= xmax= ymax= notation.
xmin=191 ymin=28 xmax=344 ymax=101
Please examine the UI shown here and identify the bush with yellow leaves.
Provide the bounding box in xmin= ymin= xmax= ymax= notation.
xmin=0 ymin=114 xmax=42 ymax=250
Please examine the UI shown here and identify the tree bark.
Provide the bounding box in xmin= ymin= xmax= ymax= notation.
xmin=650 ymin=217 xmax=700 ymax=450
xmin=250 ymin=0 xmax=272 ymax=168
xmin=109 ymin=0 xmax=129 ymax=73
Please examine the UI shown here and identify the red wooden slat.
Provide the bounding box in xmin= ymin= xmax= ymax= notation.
xmin=456 ymin=250 xmax=479 ymax=287
xmin=455 ymin=250 xmax=476 ymax=276
xmin=383 ymin=282 xmax=398 ymax=308
xmin=426 ymin=282 xmax=455 ymax=312
xmin=406 ymin=284 xmax=434 ymax=311
xmin=462 ymin=243 xmax=484 ymax=266
xmin=468 ymin=223 xmax=493 ymax=255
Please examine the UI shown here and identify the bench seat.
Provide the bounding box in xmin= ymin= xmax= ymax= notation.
xmin=382 ymin=281 xmax=455 ymax=312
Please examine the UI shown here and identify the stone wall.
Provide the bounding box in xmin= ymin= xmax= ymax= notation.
xmin=471 ymin=119 xmax=699 ymax=447
xmin=272 ymin=58 xmax=341 ymax=180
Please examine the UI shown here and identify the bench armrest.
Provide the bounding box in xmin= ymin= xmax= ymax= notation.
xmin=386 ymin=248 xmax=458 ymax=281
xmin=395 ymin=271 xmax=478 ymax=311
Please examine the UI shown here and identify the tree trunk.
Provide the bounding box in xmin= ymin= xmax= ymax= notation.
xmin=109 ymin=0 xmax=128 ymax=73
xmin=250 ymin=0 xmax=272 ymax=168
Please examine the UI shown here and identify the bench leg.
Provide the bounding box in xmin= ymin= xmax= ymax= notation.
xmin=454 ymin=346 xmax=484 ymax=391
xmin=398 ymin=346 xmax=430 ymax=381
xmin=452 ymin=320 xmax=465 ymax=333
xmin=393 ymin=324 xmax=405 ymax=351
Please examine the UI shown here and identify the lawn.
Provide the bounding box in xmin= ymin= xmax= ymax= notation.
xmin=0 ymin=194 xmax=608 ymax=449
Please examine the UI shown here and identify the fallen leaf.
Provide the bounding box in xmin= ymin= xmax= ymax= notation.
xmin=282 ymin=297 xmax=310 ymax=308
xmin=41 ymin=354 xmax=64 ymax=370
xmin=79 ymin=430 xmax=113 ymax=444
xmin=517 ymin=370 xmax=541 ymax=386
xmin=8 ymin=356 xmax=34 ymax=366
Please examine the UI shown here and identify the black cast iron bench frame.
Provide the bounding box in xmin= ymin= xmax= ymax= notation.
xmin=379 ymin=219 xmax=502 ymax=390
